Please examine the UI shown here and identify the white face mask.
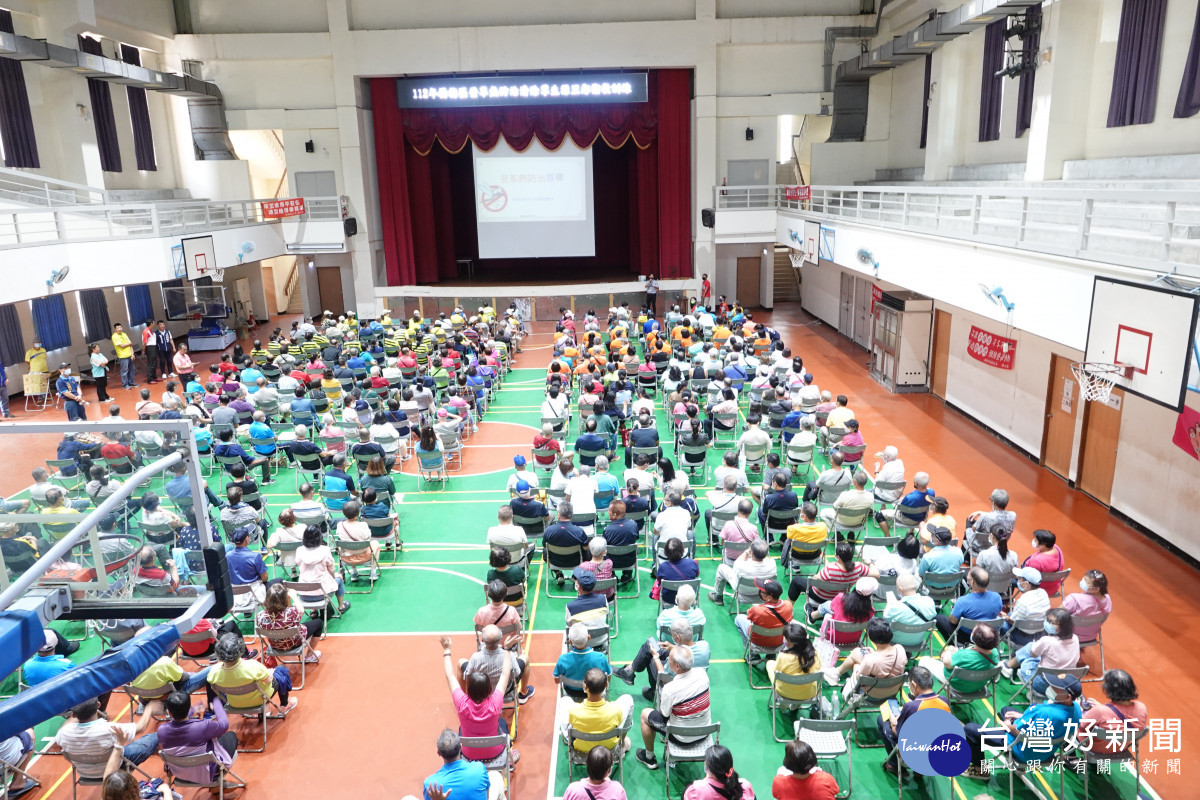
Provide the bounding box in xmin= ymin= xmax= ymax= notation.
xmin=62 ymin=369 xmax=71 ymax=376
xmin=1079 ymin=579 xmax=1090 ymax=593
xmin=1044 ymin=686 xmax=1058 ymax=703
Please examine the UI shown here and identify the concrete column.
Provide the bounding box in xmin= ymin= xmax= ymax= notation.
xmin=1023 ymin=0 xmax=1101 ymax=181
xmin=922 ymin=36 xmax=969 ymax=181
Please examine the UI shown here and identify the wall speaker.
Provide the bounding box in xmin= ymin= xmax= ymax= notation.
xmin=344 ymin=217 xmax=358 ymax=237
xmin=701 ymin=208 xmax=715 ymax=228
xmin=745 ymin=127 xmax=754 ymax=141
xmin=305 ymin=140 xmax=315 ymax=153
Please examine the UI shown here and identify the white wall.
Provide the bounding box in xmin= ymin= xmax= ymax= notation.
xmin=800 ymin=258 xmax=841 ymax=327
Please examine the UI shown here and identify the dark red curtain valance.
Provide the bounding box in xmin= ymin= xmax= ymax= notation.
xmin=370 ymin=69 xmax=692 ymax=286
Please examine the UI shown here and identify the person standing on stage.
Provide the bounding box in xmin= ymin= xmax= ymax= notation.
xmin=645 ymin=274 xmax=659 ymax=316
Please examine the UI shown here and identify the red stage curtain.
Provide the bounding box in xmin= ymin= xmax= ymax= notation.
xmin=371 ymin=77 xmax=414 ymax=285
xmin=655 ymin=70 xmax=691 ymax=279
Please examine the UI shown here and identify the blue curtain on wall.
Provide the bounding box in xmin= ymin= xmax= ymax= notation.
xmin=0 ymin=10 xmax=39 ymax=168
xmin=125 ymin=284 xmax=153 ymax=325
xmin=31 ymin=295 xmax=71 ymax=352
xmin=78 ymin=35 xmax=122 ymax=172
xmin=1176 ymin=0 xmax=1200 ymax=118
xmin=79 ymin=289 xmax=111 ymax=343
xmin=978 ymin=20 xmax=1007 ymax=142
xmin=1107 ymin=0 xmax=1168 ymax=127
xmin=120 ymin=44 xmax=157 ymax=171
xmin=0 ymin=304 xmax=23 ymax=365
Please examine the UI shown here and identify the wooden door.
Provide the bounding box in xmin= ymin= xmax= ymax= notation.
xmin=736 ymin=257 xmax=760 ymax=308
xmin=1077 ymin=387 xmax=1124 ymax=505
xmin=930 ymin=309 xmax=952 ymax=399
xmin=853 ymin=278 xmax=872 ymax=349
xmin=316 ymin=267 xmax=344 ymax=315
xmin=1041 ymin=354 xmax=1079 ymax=479
xmin=838 ymin=272 xmax=854 ymax=338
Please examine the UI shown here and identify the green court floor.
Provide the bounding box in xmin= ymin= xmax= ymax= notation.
xmin=2 ymin=363 xmax=1156 ymax=800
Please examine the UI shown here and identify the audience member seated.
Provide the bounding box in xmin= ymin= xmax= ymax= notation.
xmin=562 ymin=744 xmax=627 ymax=800
xmin=53 ymin=697 xmax=160 ymax=780
xmin=801 ymin=451 xmax=850 ymax=504
xmin=682 ymin=745 xmax=753 ymax=800
xmin=935 ymin=566 xmax=1002 ymax=644
xmin=1080 ymin=669 xmax=1148 ymax=756
xmin=156 ymin=691 xmax=240 ymax=786
xmin=878 ymin=471 xmax=934 ymax=534
xmin=613 ymin=616 xmax=710 ymax=702
xmin=758 ymin=472 xmax=798 ymax=531
xmin=532 ymin=424 xmax=562 ymax=467
xmin=1021 ymin=529 xmax=1067 ymax=596
xmin=1000 ymin=607 xmax=1080 ymax=694
xmin=22 ymin=630 xmax=77 ymax=686
xmin=963 ymin=671 xmax=1082 ymax=779
xmin=773 ymin=738 xmax=840 ymax=800
xmin=462 ymin=623 xmax=533 ymax=704
xmin=220 ymin=485 xmax=266 ymax=540
xmin=544 ymin=501 xmax=588 ymax=585
xmin=283 ymin=424 xmax=332 ymax=467
xmin=789 ymin=541 xmax=878 ymax=608
xmin=963 ymin=488 xmax=1016 ymax=552
xmin=438 ymin=635 xmax=518 ymax=766
xmin=634 ymin=645 xmax=711 ymax=771
xmin=917 ymin=624 xmax=1000 ymax=697
xmin=295 ymin=525 xmax=351 ymax=615
xmin=974 ymin=526 xmax=1019 ymax=590
xmin=766 ymin=623 xmax=823 ymax=704
xmin=877 ymin=666 xmax=951 ymax=777
xmin=881 ymin=574 xmax=937 ymax=650
xmin=918 ymin=525 xmax=965 ymax=586
xmin=554 ymin=623 xmax=612 ymax=702
xmin=735 ymin=578 xmax=792 ymax=653
xmin=208 ymin=632 xmax=297 ymax=712
xmin=710 ymin=539 xmax=775 ymax=606
xmin=421 ymin=728 xmax=505 ymax=800
xmin=214 ymin=427 xmax=270 ymax=484
xmin=783 ymin=502 xmax=827 ymax=568
xmin=811 ymin=577 xmax=877 ymax=648
xmin=1000 ymin=567 xmax=1049 ymax=645
xmin=577 ymin=538 xmax=615 ymax=600
xmin=1063 ymin=569 xmax=1112 ymax=654
xmin=487 ymin=506 xmax=532 ymax=566
xmin=258 ymin=582 xmax=323 ymax=663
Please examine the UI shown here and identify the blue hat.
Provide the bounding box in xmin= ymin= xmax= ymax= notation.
xmin=515 ymin=480 xmax=532 ymax=496
xmin=230 ymin=525 xmax=254 ymax=544
xmin=572 ymin=566 xmax=597 ymax=591
xmin=513 ymin=454 xmax=526 ymax=466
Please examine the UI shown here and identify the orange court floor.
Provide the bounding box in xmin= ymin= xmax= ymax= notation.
xmin=0 ymin=303 xmax=1196 ymax=798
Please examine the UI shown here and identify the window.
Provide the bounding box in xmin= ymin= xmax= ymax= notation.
xmin=78 ymin=289 xmax=111 ymax=343
xmin=125 ymin=284 xmax=153 ymax=326
xmin=0 ymin=303 xmax=23 ymax=365
xmin=31 ymin=295 xmax=71 ymax=352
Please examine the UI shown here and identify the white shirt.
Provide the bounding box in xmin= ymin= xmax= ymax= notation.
xmin=631 ymin=398 xmax=655 ymax=417
xmin=134 ymin=430 xmax=164 ymax=449
xmin=874 ymin=458 xmax=906 ymax=502
xmin=564 ymin=474 xmax=598 ymax=515
xmin=654 ymin=505 xmax=692 ymax=541
xmin=622 ymin=468 xmax=656 ymax=493
xmin=541 ymin=395 xmax=569 ymax=420
xmin=712 ymin=465 xmax=750 ymax=494
xmin=506 ymin=470 xmax=540 ymax=493
xmin=487 ymin=523 xmax=528 ymax=549
xmin=1009 ymin=587 xmax=1051 ymax=622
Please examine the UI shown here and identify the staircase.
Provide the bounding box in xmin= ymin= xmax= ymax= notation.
xmin=282 ymin=257 xmax=303 ymax=314
xmin=773 ymin=246 xmax=801 ymax=304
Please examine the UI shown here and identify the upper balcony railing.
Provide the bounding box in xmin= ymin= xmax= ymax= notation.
xmin=0 ymin=166 xmax=106 ymax=207
xmin=0 ymin=195 xmax=341 ymax=250
xmin=714 ymin=184 xmax=1200 ymax=272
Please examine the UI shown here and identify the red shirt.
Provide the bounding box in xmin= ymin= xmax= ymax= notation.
xmin=370 ymin=376 xmax=389 ymax=389
xmin=218 ymin=360 xmax=237 ymax=373
xmin=100 ymin=442 xmax=135 ymax=460
xmin=289 ymin=369 xmax=311 ymax=385
xmin=181 ymin=619 xmax=215 ymax=657
xmin=771 ymin=770 xmax=840 ymax=800
xmin=532 ymin=435 xmax=561 ymax=465
xmin=1023 ymin=546 xmax=1066 ymax=595
xmin=701 ymin=279 xmax=711 ymax=299
xmin=747 ymin=599 xmax=793 ymax=647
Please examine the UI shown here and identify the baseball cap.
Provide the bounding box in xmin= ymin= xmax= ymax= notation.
xmin=855 ymin=576 xmax=879 ymax=596
xmin=1044 ymin=671 xmax=1083 ymax=698
xmin=40 ymin=630 xmax=58 ymax=652
xmin=230 ymin=525 xmax=253 ymax=544
xmin=928 ymin=524 xmax=952 ymax=544
xmin=755 ymin=578 xmax=783 ymax=598
xmin=437 ymin=408 xmax=448 ymax=418
xmin=512 ymin=454 xmax=526 ymax=466
xmin=1012 ymin=566 xmax=1043 ymax=585
xmin=572 ymin=566 xmax=597 ymax=590
xmin=515 ymin=480 xmax=532 ymax=497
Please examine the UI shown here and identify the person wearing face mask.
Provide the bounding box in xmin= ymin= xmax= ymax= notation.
xmin=1000 ymin=607 xmax=1080 ymax=695
xmin=55 ymin=363 xmax=87 ymax=421
xmin=1063 ymin=570 xmax=1112 ymax=650
xmin=1021 ymin=529 xmax=1066 ymax=596
xmin=998 ymin=567 xmax=1049 ymax=646
xmin=962 ymin=671 xmax=1083 ymax=778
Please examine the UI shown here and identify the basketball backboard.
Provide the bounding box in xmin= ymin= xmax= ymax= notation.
xmin=1084 ymin=276 xmax=1200 ymax=411
xmin=182 ymin=235 xmax=217 ymax=281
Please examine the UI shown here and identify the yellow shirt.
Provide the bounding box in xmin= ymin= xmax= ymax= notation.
xmin=568 ymin=697 xmax=625 ymax=752
xmin=769 ymin=652 xmax=822 ymax=700
xmin=25 ymin=347 xmax=48 ymax=373
xmin=111 ymin=332 xmax=133 ymax=360
xmin=824 ymin=406 xmax=855 ymax=431
xmin=208 ymin=658 xmax=277 ymax=708
xmin=130 ymin=656 xmax=183 ymax=691
xmin=786 ymin=520 xmax=828 ymax=545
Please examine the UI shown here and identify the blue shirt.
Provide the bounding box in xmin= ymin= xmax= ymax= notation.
xmin=241 ymin=368 xmax=264 ymax=390
xmin=950 ymin=590 xmax=1003 ymax=622
xmin=194 ymin=427 xmax=212 ymax=450
xmin=897 ymin=488 xmax=935 ymax=512
xmin=323 ymin=470 xmax=354 ymax=510
xmin=165 ymin=474 xmax=192 ymax=500
xmin=594 ymin=472 xmax=620 ymax=497
xmin=227 ymin=546 xmax=266 ymax=585
xmin=23 ymin=653 xmax=75 ymax=686
xmin=289 ymin=398 xmax=316 ymax=417
xmin=362 ymin=501 xmax=390 ymax=519
xmin=346 ymin=356 xmax=366 ymax=371
xmin=573 ymin=433 xmax=607 ymax=465
xmin=780 ymin=409 xmax=805 ymax=441
xmin=919 ymin=546 xmax=964 ymax=579
xmin=424 ymin=759 xmax=490 ymax=800
xmin=215 ymin=441 xmax=253 ymax=467
xmin=553 ymin=648 xmax=611 ymax=683
xmin=56 ymin=376 xmax=80 ymax=399
xmin=185 ymin=380 xmax=204 ymax=395
xmin=1009 ymin=702 xmax=1082 ymax=763
xmin=247 ymin=421 xmax=276 ymax=455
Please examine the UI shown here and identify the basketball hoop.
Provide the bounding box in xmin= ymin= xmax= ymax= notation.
xmin=1070 ymin=361 xmax=1133 ymax=403
xmin=211 ymin=268 xmax=225 ymax=283
xmin=788 ymin=251 xmax=803 ymax=269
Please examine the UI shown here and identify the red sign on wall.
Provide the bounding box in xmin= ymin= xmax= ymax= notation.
xmin=871 ymin=284 xmax=883 ymax=314
xmin=967 ymin=325 xmax=1017 ymax=370
xmin=261 ymin=198 xmax=306 ymax=219
xmin=783 ymin=186 xmax=811 ymax=201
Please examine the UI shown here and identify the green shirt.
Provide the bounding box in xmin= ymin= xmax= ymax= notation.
xmin=949 ymin=647 xmax=998 ymax=693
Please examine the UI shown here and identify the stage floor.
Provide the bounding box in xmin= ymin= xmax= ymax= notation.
xmin=425 ymin=264 xmax=640 ymax=287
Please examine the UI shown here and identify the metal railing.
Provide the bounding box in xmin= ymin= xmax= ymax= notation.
xmin=713 ymin=184 xmax=1200 ymax=271
xmin=0 ymin=195 xmax=341 ymax=251
xmin=0 ymin=166 xmax=106 ymax=208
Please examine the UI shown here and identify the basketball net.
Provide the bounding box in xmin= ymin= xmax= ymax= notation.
xmin=788 ymin=251 xmax=803 ymax=270
xmin=1070 ymin=362 xmax=1132 ymax=403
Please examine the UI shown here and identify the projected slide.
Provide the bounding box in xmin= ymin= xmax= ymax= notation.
xmin=473 ymin=138 xmax=595 ymax=259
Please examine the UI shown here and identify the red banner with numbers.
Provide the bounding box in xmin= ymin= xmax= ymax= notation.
xmin=261 ymin=198 xmax=306 ymax=219
xmin=784 ymin=186 xmax=810 ymax=201
xmin=967 ymin=325 xmax=1017 ymax=369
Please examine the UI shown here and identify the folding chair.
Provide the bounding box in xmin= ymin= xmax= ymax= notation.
xmin=726 ymin=574 xmax=763 ymax=617
xmin=1040 ymin=568 xmax=1072 ymax=601
xmin=947 ymin=616 xmax=1005 ymax=647
xmin=718 ymin=538 xmax=752 ymax=566
xmin=1 ymin=758 xmax=41 ymax=798
xmin=63 ymin=749 xmax=152 ymax=800
xmin=890 ymin=620 xmax=937 ymax=658
xmin=824 ymin=619 xmax=870 ymax=656
xmin=122 ymin=680 xmax=175 ymax=721
xmin=1014 ymin=664 xmax=1088 ymax=705
xmin=512 ymin=514 xmax=547 ymax=550
xmin=921 ymin=570 xmax=965 ymax=609
xmin=742 ymin=441 xmax=769 ymax=474
xmin=783 ymin=537 xmax=829 ymax=576
xmin=364 ymin=515 xmax=402 ymax=563
xmin=337 ymin=539 xmax=379 ymax=594
xmin=458 ymin=735 xmax=512 ymax=800
xmin=793 ymin=719 xmax=854 ymax=799
xmin=177 ymin=627 xmax=218 ymax=669
xmin=815 ymin=479 xmax=852 ymax=514
xmin=439 ymin=432 xmax=464 ymax=471
xmin=606 ymin=543 xmax=640 ymax=598
xmin=255 ymin=623 xmax=319 ymax=690
xmin=769 ymin=670 xmax=826 ymax=742
xmin=591 ymin=578 xmax=620 ymax=637
xmin=229 ymin=583 xmax=262 ymax=625
xmin=661 ymin=722 xmax=720 ymax=800
xmin=763 ymin=507 xmax=799 ymax=543
xmin=530 ymin=448 xmax=559 ymax=476
xmin=839 ymin=672 xmax=910 ymax=746
xmin=541 ymin=415 xmax=568 ymax=441
xmin=785 ymin=440 xmax=815 ymax=478
xmin=565 ymin=718 xmax=634 ymax=783
xmin=828 ymin=506 xmax=871 ymax=543
xmin=45 ymin=459 xmax=86 ymax=495
xmin=160 ymin=748 xmax=247 ymax=800
xmin=544 ymin=543 xmax=584 ymax=598
xmin=285 ymin=580 xmax=340 ymax=631
xmin=942 ymin=664 xmax=1003 ymax=714
xmin=712 ymin=413 xmax=739 ymax=448
xmin=745 ymin=624 xmax=786 ymax=689
xmin=416 ymin=450 xmax=448 ymax=488
xmin=211 ymin=678 xmax=293 ymax=753
xmin=1077 ymin=725 xmax=1148 ymax=800
xmin=658 ymin=578 xmax=702 ymax=611
xmin=1073 ymin=611 xmax=1110 ymax=682
xmin=871 ymin=481 xmax=907 ymax=512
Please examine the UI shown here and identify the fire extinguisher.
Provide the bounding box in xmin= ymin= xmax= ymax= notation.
xmin=720 ymin=177 xmax=727 ymax=196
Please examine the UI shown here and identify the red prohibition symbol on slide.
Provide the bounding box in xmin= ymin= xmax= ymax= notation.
xmin=479 ymin=184 xmax=508 ymax=212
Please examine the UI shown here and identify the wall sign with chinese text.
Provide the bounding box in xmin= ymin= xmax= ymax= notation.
xmin=783 ymin=186 xmax=810 ymax=201
xmin=967 ymin=325 xmax=1017 ymax=370
xmin=261 ymin=198 xmax=306 ymax=219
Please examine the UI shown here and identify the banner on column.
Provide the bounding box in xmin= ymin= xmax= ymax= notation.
xmin=1172 ymin=404 xmax=1200 ymax=461
xmin=967 ymin=325 xmax=1017 ymax=370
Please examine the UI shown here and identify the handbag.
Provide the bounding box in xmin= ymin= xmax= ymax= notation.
xmin=650 ymin=579 xmax=662 ymax=600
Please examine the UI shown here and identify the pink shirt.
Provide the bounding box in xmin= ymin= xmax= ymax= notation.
xmin=452 ymin=687 xmax=504 ymax=760
xmin=1062 ymin=592 xmax=1112 ymax=642
xmin=564 ymin=779 xmax=628 ymax=800
xmin=1030 ymin=634 xmax=1080 ymax=670
xmin=1023 ymin=546 xmax=1066 ymax=594
xmin=683 ymin=778 xmax=756 ymax=800
xmin=1082 ymin=700 xmax=1148 ymax=754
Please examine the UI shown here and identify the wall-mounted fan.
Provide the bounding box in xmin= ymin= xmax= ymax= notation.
xmin=45 ymin=266 xmax=70 ymax=292
xmin=856 ymin=248 xmax=879 ymax=277
xmin=978 ymin=283 xmax=1015 ymax=312
xmin=237 ymin=241 xmax=256 ymax=264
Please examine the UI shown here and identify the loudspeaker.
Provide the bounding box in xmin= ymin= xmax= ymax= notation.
xmin=701 ymin=208 xmax=715 ymax=228
xmin=745 ymin=127 xmax=754 ymax=141
xmin=304 ymin=140 xmax=314 ymax=153
xmin=344 ymin=217 xmax=358 ymax=237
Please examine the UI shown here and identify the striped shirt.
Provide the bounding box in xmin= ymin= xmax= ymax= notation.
xmin=657 ymin=668 xmax=711 ymax=742
xmin=811 ymin=561 xmax=871 ymax=601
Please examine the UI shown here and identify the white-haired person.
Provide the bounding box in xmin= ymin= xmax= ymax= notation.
xmin=554 ymin=623 xmax=612 ymax=702
xmin=634 ymin=645 xmax=711 ymax=771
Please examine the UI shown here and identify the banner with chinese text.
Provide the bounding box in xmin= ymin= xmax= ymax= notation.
xmin=967 ymin=325 xmax=1017 ymax=370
